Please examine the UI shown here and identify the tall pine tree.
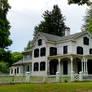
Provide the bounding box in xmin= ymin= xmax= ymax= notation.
xmin=34 ymin=5 xmax=67 ymax=37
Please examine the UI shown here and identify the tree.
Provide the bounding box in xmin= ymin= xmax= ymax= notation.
xmin=34 ymin=5 xmax=66 ymax=37
xmin=68 ymin=0 xmax=91 ymax=5
xmin=0 ymin=0 xmax=12 ymax=49
xmin=11 ymin=52 xmax=23 ymax=63
xmin=24 ymin=41 xmax=31 ymax=51
xmin=82 ymin=6 xmax=92 ymax=33
xmin=0 ymin=0 xmax=12 ymax=63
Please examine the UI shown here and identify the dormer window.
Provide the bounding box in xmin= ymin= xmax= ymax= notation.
xmin=84 ymin=37 xmax=89 ymax=45
xmin=38 ymin=39 xmax=42 ymax=46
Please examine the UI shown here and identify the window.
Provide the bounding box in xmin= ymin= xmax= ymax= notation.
xmin=77 ymin=46 xmax=83 ymax=55
xmin=40 ymin=62 xmax=45 ymax=71
xmin=34 ymin=49 xmax=39 ymax=58
xmin=27 ymin=65 xmax=30 ymax=71
xmin=40 ymin=47 xmax=46 ymax=56
xmin=34 ymin=62 xmax=39 ymax=71
xmin=17 ymin=67 xmax=19 ymax=74
xmin=89 ymin=49 xmax=92 ymax=54
xmin=50 ymin=47 xmax=57 ymax=56
xmin=11 ymin=69 xmax=13 ymax=74
xmin=38 ymin=39 xmax=42 ymax=46
xmin=63 ymin=46 xmax=68 ymax=54
xmin=84 ymin=37 xmax=89 ymax=45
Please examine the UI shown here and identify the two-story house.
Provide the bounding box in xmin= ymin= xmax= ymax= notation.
xmin=10 ymin=28 xmax=92 ymax=77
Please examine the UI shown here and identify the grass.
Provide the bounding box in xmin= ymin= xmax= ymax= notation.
xmin=0 ymin=82 xmax=92 ymax=92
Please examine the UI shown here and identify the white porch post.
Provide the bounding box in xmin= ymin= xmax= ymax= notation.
xmin=85 ymin=58 xmax=88 ymax=74
xmin=71 ymin=56 xmax=73 ymax=73
xmin=70 ymin=56 xmax=74 ymax=81
xmin=58 ymin=58 xmax=61 ymax=74
xmin=81 ymin=61 xmax=84 ymax=72
xmin=47 ymin=60 xmax=50 ymax=75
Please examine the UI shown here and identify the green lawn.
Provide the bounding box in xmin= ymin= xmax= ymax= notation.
xmin=0 ymin=82 xmax=92 ymax=92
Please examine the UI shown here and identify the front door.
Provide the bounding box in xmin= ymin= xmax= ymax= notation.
xmin=87 ymin=60 xmax=92 ymax=74
xmin=50 ymin=60 xmax=58 ymax=75
xmin=63 ymin=61 xmax=68 ymax=75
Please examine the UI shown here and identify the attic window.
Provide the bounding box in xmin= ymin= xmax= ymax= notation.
xmin=83 ymin=37 xmax=89 ymax=45
xmin=38 ymin=39 xmax=42 ymax=46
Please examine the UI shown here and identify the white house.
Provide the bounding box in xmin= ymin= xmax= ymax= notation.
xmin=10 ymin=28 xmax=92 ymax=77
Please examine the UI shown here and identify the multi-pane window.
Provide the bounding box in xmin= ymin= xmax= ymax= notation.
xmin=34 ymin=49 xmax=39 ymax=58
xmin=63 ymin=46 xmax=68 ymax=54
xmin=40 ymin=62 xmax=45 ymax=71
xmin=40 ymin=47 xmax=46 ymax=56
xmin=77 ymin=46 xmax=83 ymax=55
xmin=84 ymin=37 xmax=89 ymax=45
xmin=50 ymin=47 xmax=57 ymax=56
xmin=89 ymin=49 xmax=92 ymax=54
xmin=17 ymin=67 xmax=19 ymax=74
xmin=34 ymin=62 xmax=39 ymax=71
xmin=38 ymin=39 xmax=42 ymax=46
xmin=27 ymin=65 xmax=30 ymax=71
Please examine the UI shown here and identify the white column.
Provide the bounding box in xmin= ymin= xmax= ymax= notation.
xmin=58 ymin=58 xmax=61 ymax=74
xmin=39 ymin=62 xmax=40 ymax=72
xmin=47 ymin=60 xmax=50 ymax=75
xmin=81 ymin=61 xmax=83 ymax=72
xmin=71 ymin=56 xmax=73 ymax=73
xmin=84 ymin=61 xmax=86 ymax=73
xmin=85 ymin=58 xmax=88 ymax=73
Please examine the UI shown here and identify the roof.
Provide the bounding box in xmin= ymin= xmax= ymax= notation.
xmin=12 ymin=60 xmax=32 ymax=66
xmin=39 ymin=31 xmax=89 ymax=42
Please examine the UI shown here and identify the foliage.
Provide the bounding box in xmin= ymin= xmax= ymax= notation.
xmin=11 ymin=52 xmax=23 ymax=63
xmin=0 ymin=61 xmax=9 ymax=73
xmin=68 ymin=0 xmax=92 ymax=5
xmin=34 ymin=5 xmax=66 ymax=37
xmin=0 ymin=0 xmax=12 ymax=49
xmin=82 ymin=6 xmax=92 ymax=33
xmin=24 ymin=41 xmax=31 ymax=51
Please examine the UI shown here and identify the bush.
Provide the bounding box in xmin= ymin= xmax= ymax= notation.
xmin=0 ymin=61 xmax=9 ymax=73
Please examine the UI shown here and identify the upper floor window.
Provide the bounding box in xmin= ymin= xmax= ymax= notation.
xmin=77 ymin=46 xmax=83 ymax=55
xmin=89 ymin=49 xmax=92 ymax=54
xmin=34 ymin=49 xmax=39 ymax=58
xmin=40 ymin=62 xmax=45 ymax=71
xmin=63 ymin=46 xmax=68 ymax=54
xmin=50 ymin=47 xmax=57 ymax=56
xmin=38 ymin=39 xmax=42 ymax=46
xmin=83 ymin=37 xmax=89 ymax=45
xmin=40 ymin=47 xmax=46 ymax=56
xmin=34 ymin=62 xmax=39 ymax=71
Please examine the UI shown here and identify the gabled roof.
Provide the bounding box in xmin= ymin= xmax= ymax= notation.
xmin=38 ymin=31 xmax=89 ymax=42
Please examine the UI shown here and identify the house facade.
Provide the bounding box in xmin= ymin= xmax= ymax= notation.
xmin=10 ymin=28 xmax=92 ymax=77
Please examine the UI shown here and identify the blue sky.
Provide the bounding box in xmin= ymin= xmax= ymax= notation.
xmin=7 ymin=0 xmax=88 ymax=52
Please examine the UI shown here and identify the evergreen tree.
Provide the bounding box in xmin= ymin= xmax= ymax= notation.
xmin=82 ymin=6 xmax=92 ymax=33
xmin=34 ymin=5 xmax=66 ymax=37
xmin=24 ymin=41 xmax=31 ymax=51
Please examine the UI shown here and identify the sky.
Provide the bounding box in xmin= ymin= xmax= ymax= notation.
xmin=7 ymin=0 xmax=88 ymax=52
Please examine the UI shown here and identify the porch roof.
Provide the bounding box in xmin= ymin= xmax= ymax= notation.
xmin=12 ymin=60 xmax=32 ymax=66
xmin=48 ymin=54 xmax=92 ymax=60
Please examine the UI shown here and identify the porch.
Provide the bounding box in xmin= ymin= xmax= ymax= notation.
xmin=47 ymin=54 xmax=92 ymax=77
